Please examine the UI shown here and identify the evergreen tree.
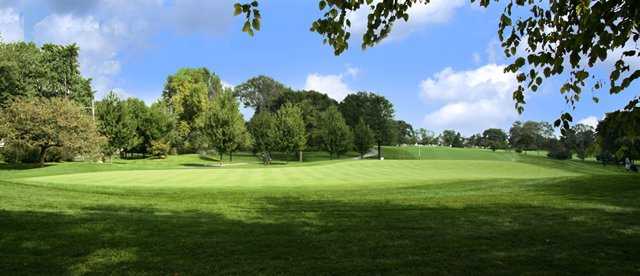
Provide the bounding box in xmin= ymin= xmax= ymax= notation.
xmin=95 ymin=91 xmax=137 ymax=161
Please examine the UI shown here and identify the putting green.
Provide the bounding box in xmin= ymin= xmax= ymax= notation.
xmin=24 ymin=160 xmax=580 ymax=188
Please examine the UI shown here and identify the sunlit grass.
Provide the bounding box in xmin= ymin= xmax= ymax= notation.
xmin=1 ymin=149 xmax=638 ymax=274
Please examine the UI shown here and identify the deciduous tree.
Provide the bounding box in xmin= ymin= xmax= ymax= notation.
xmin=318 ymin=106 xmax=353 ymax=159
xmin=248 ymin=111 xmax=278 ymax=164
xmin=482 ymin=128 xmax=508 ymax=151
xmin=353 ymin=118 xmax=375 ymax=159
xmin=275 ymin=103 xmax=307 ymax=161
xmin=0 ymin=97 xmax=103 ymax=167
xmin=203 ymin=88 xmax=251 ymax=162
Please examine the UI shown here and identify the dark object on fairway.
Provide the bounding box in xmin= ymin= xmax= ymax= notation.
xmin=631 ymin=164 xmax=638 ymax=173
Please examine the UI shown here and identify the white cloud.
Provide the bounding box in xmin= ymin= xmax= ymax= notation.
xmin=346 ymin=65 xmax=360 ymax=78
xmin=13 ymin=0 xmax=234 ymax=99
xmin=221 ymin=80 xmax=234 ymax=89
xmin=305 ymin=73 xmax=352 ymax=101
xmin=0 ymin=8 xmax=23 ymax=42
xmin=349 ymin=0 xmax=464 ymax=41
xmin=420 ymin=64 xmax=518 ymax=135
xmin=33 ymin=14 xmax=128 ymax=97
xmin=577 ymin=116 xmax=599 ymax=129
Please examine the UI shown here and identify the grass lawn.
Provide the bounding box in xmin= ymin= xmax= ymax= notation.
xmin=1 ymin=148 xmax=639 ymax=274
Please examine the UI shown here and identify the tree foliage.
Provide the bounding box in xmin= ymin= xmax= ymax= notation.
xmin=318 ymin=105 xmax=353 ymax=159
xmin=482 ymin=128 xmax=508 ymax=151
xmin=565 ymin=124 xmax=596 ymax=160
xmin=596 ymin=105 xmax=640 ymax=161
xmin=416 ymin=128 xmax=437 ymax=145
xmin=353 ymin=118 xmax=375 ymax=159
xmin=162 ymin=68 xmax=221 ymax=151
xmin=441 ymin=130 xmax=463 ymax=148
xmin=275 ymin=90 xmax=338 ymax=149
xmin=339 ymin=92 xmax=394 ymax=159
xmin=0 ymin=97 xmax=103 ymax=166
xmin=509 ymin=121 xmax=553 ymax=152
xmin=95 ymin=92 xmax=138 ymax=160
xmin=203 ymin=88 xmax=251 ymax=162
xmin=0 ymin=42 xmax=93 ymax=106
xmin=275 ymin=103 xmax=307 ymax=160
xmin=248 ymin=111 xmax=278 ymax=164
xmin=395 ymin=120 xmax=416 ymax=145
xmin=235 ymin=75 xmax=293 ymax=113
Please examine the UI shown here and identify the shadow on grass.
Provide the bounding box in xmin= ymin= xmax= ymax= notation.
xmin=0 ymin=163 xmax=55 ymax=171
xmin=525 ymin=174 xmax=640 ymax=210
xmin=2 ymin=188 xmax=640 ymax=275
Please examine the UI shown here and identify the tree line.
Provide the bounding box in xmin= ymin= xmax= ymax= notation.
xmin=0 ymin=42 xmax=414 ymax=165
xmin=0 ymin=41 xmax=638 ymax=167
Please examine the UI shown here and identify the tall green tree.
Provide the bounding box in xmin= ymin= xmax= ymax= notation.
xmin=162 ymin=68 xmax=221 ymax=151
xmin=123 ymin=98 xmax=147 ymax=155
xmin=441 ymin=130 xmax=463 ymax=148
xmin=339 ymin=92 xmax=394 ymax=159
xmin=416 ymin=128 xmax=437 ymax=145
xmin=274 ymin=89 xmax=338 ymax=150
xmin=145 ymin=101 xmax=178 ymax=153
xmin=510 ymin=121 xmax=555 ymax=152
xmin=203 ymin=88 xmax=250 ymax=162
xmin=236 ymin=1 xmax=640 ymax=128
xmin=235 ymin=75 xmax=292 ymax=113
xmin=353 ymin=118 xmax=375 ymax=159
xmin=0 ymin=97 xmax=103 ymax=167
xmin=248 ymin=111 xmax=278 ymax=164
xmin=95 ymin=92 xmax=137 ymax=161
xmin=567 ymin=124 xmax=596 ymax=160
xmin=395 ymin=120 xmax=416 ymax=145
xmin=596 ymin=106 xmax=640 ymax=161
xmin=275 ymin=103 xmax=306 ymax=161
xmin=482 ymin=128 xmax=508 ymax=151
xmin=318 ymin=106 xmax=353 ymax=159
xmin=0 ymin=42 xmax=93 ymax=106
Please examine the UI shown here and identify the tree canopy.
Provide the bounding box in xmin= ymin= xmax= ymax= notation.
xmin=339 ymin=92 xmax=394 ymax=159
xmin=0 ymin=97 xmax=102 ymax=166
xmin=95 ymin=92 xmax=137 ymax=160
xmin=235 ymin=75 xmax=293 ymax=113
xmin=203 ymin=88 xmax=251 ymax=162
xmin=162 ymin=67 xmax=222 ymax=151
xmin=482 ymin=128 xmax=508 ymax=151
xmin=275 ymin=103 xmax=307 ymax=161
xmin=0 ymin=42 xmax=93 ymax=107
xmin=318 ymin=105 xmax=353 ymax=159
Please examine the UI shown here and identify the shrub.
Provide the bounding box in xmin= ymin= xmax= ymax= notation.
xmin=150 ymin=140 xmax=170 ymax=159
xmin=547 ymin=139 xmax=572 ymax=160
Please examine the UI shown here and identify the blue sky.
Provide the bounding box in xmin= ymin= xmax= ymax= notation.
xmin=1 ymin=0 xmax=638 ymax=135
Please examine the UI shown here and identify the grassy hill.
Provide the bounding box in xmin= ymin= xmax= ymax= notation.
xmin=1 ymin=148 xmax=638 ymax=274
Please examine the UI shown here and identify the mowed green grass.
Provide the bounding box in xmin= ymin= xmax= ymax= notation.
xmin=1 ymin=148 xmax=639 ymax=275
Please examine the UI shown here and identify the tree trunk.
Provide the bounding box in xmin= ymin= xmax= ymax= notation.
xmin=38 ymin=146 xmax=49 ymax=168
xmin=299 ymin=150 xmax=303 ymax=162
xmin=377 ymin=143 xmax=381 ymax=160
